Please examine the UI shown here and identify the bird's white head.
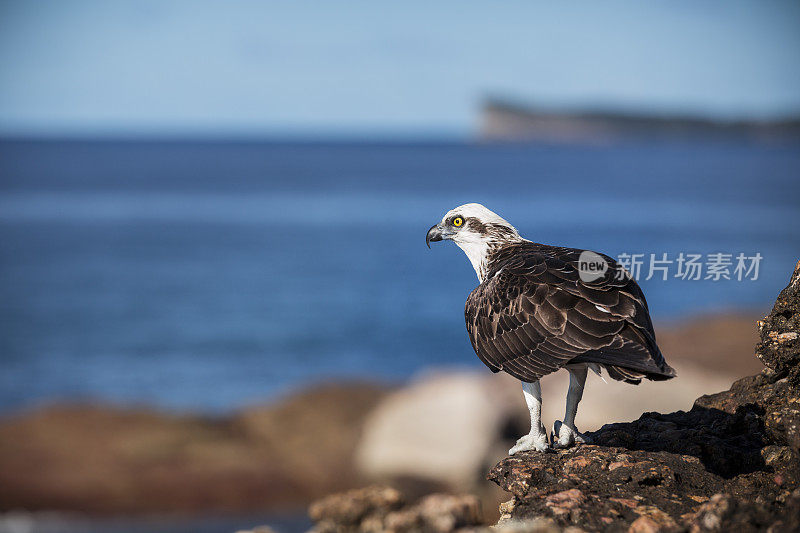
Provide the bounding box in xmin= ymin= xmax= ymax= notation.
xmin=426 ymin=203 xmax=524 ymax=282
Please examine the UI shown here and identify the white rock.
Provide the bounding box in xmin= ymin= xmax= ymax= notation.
xmin=355 ymin=369 xmax=523 ymax=489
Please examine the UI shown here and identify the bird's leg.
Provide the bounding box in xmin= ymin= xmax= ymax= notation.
xmin=509 ymin=380 xmax=549 ymax=454
xmin=553 ymin=366 xmax=592 ymax=448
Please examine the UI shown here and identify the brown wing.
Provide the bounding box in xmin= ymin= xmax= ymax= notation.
xmin=464 ymin=244 xmax=675 ymax=383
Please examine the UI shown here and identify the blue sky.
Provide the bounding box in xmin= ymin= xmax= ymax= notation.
xmin=1 ymin=0 xmax=799 ymax=136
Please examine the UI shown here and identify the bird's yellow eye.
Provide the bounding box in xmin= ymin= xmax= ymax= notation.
xmin=452 ymin=217 xmax=463 ymax=227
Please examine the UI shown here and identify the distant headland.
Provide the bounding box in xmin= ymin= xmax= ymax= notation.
xmin=479 ymin=98 xmax=800 ymax=143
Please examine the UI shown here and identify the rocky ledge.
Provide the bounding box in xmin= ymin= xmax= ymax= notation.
xmin=489 ymin=260 xmax=800 ymax=532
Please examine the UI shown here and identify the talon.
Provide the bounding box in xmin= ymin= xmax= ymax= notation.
xmin=509 ymin=431 xmax=549 ymax=454
xmin=552 ymin=420 xmax=591 ymax=449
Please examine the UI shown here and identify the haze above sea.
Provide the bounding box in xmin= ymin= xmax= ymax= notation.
xmin=1 ymin=138 xmax=799 ymax=412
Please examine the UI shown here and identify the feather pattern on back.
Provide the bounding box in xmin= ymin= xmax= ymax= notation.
xmin=464 ymin=242 xmax=676 ymax=384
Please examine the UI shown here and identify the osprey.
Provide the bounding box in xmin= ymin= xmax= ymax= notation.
xmin=426 ymin=203 xmax=675 ymax=454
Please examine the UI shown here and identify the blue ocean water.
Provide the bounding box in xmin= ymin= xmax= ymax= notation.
xmin=0 ymin=139 xmax=798 ymax=412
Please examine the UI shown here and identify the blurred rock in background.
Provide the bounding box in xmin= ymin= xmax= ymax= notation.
xmin=0 ymin=382 xmax=388 ymax=514
xmin=355 ymin=371 xmax=524 ymax=490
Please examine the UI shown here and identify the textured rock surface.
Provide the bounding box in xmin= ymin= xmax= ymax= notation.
xmin=755 ymin=260 xmax=800 ymax=387
xmin=308 ymin=486 xmax=483 ymax=533
xmin=488 ymin=260 xmax=800 ymax=532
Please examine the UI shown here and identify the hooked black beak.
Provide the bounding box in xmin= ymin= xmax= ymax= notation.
xmin=426 ymin=224 xmax=444 ymax=249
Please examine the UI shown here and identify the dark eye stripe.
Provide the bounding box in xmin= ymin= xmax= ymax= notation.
xmin=466 ymin=218 xmax=489 ymax=234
